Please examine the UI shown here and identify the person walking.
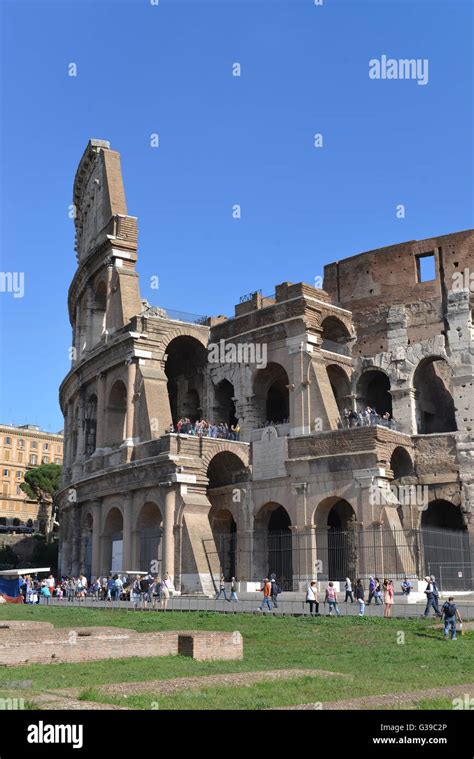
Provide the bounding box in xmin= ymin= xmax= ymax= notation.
xmin=442 ymin=596 xmax=462 ymax=640
xmin=423 ymin=575 xmax=442 ymax=618
xmin=151 ymin=577 xmax=161 ymax=609
xmin=374 ymin=577 xmax=383 ymax=605
xmin=270 ymin=574 xmax=281 ymax=608
xmin=258 ymin=578 xmax=273 ymax=612
xmin=367 ymin=576 xmax=376 ymax=605
xmin=306 ymin=581 xmax=319 ymax=616
xmin=355 ymin=578 xmax=365 ymax=616
xmin=344 ymin=577 xmax=354 ymax=603
xmin=230 ymin=577 xmax=239 ymax=602
xmin=383 ymin=578 xmax=394 ymax=618
xmin=215 ymin=575 xmax=230 ymax=602
xmin=325 ymin=582 xmax=341 ymax=616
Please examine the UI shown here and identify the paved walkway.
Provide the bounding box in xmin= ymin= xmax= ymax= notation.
xmin=46 ymin=596 xmax=474 ymax=619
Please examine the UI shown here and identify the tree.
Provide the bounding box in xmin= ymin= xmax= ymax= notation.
xmin=20 ymin=463 xmax=61 ymax=503
xmin=20 ymin=464 xmax=62 ymax=537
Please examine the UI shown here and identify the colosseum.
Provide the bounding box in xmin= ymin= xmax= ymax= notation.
xmin=57 ymin=139 xmax=474 ymax=594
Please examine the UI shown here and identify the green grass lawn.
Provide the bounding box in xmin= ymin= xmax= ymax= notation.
xmin=0 ymin=605 xmax=472 ymax=710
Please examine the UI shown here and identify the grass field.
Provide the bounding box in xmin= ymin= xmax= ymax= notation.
xmin=0 ymin=605 xmax=472 ymax=710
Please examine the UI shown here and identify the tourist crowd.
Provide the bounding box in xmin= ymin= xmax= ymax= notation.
xmin=339 ymin=406 xmax=396 ymax=430
xmin=167 ymin=418 xmax=241 ymax=440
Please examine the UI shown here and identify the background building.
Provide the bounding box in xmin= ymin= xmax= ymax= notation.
xmin=0 ymin=424 xmax=63 ymax=532
xmin=57 ymin=140 xmax=474 ymax=593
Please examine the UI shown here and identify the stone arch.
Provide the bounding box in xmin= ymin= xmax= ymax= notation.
xmin=82 ymin=511 xmax=94 ymax=577
xmin=213 ymin=379 xmax=237 ymax=427
xmin=254 ymin=502 xmax=292 ymax=589
xmin=326 ymin=364 xmax=351 ymax=416
xmin=164 ymin=334 xmax=208 ymax=423
xmin=390 ymin=446 xmax=415 ymax=479
xmin=136 ymin=501 xmax=163 ymax=574
xmin=208 ymin=506 xmax=237 ymax=580
xmin=207 ymin=450 xmax=249 ymax=488
xmin=106 ymin=380 xmax=127 ymax=447
xmin=91 ymin=279 xmax=107 ymax=345
xmin=421 ymin=500 xmax=470 ymax=589
xmin=253 ymin=362 xmax=290 ymax=426
xmin=102 ymin=506 xmax=123 ymax=574
xmin=356 ymin=368 xmax=392 ymax=417
xmin=313 ymin=497 xmax=358 ymax=581
xmin=84 ymin=393 xmax=97 ymax=457
xmin=321 ymin=314 xmax=351 ymax=350
xmin=413 ymin=356 xmax=457 ymax=434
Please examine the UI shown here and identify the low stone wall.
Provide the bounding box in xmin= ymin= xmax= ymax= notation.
xmin=0 ymin=622 xmax=243 ymax=666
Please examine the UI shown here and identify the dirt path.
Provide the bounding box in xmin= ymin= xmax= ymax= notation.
xmin=273 ymin=682 xmax=474 ymax=710
xmin=49 ymin=667 xmax=351 ymax=700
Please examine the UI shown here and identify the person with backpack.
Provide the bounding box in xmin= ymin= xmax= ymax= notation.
xmin=344 ymin=577 xmax=354 ymax=603
xmin=230 ymin=577 xmax=239 ymax=602
xmin=258 ymin=578 xmax=273 ymax=612
xmin=305 ymin=581 xmax=319 ymax=615
xmin=354 ymin=578 xmax=365 ymax=616
xmin=325 ymin=582 xmax=341 ymax=616
xmin=442 ymin=597 xmax=462 ymax=640
xmin=423 ymin=575 xmax=442 ymax=618
xmin=270 ymin=574 xmax=282 ymax=608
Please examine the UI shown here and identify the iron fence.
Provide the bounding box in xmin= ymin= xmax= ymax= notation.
xmin=207 ymin=526 xmax=474 ymax=591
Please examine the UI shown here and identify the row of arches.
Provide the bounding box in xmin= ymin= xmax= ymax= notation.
xmin=328 ymin=356 xmax=457 ymax=434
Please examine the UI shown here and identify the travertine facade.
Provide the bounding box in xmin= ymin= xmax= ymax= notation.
xmin=57 ymin=140 xmax=474 ymax=593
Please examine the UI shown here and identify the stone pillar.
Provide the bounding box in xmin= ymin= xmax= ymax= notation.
xmin=123 ymin=359 xmax=137 ymax=446
xmin=73 ymin=393 xmax=86 ymax=478
xmin=122 ymin=494 xmax=134 ymax=570
xmin=95 ymin=373 xmax=107 ymax=450
xmin=391 ymin=387 xmax=417 ymax=435
xmin=162 ymin=486 xmax=176 ymax=579
xmin=105 ymin=259 xmax=114 ymax=334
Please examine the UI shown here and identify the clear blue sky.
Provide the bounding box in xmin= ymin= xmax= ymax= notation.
xmin=0 ymin=0 xmax=472 ymax=432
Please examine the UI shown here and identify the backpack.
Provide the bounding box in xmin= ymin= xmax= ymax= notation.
xmin=273 ymin=582 xmax=283 ymax=595
xmin=444 ymin=602 xmax=456 ymax=617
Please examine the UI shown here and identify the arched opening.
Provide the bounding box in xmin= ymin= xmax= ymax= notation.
xmin=106 ymin=380 xmax=127 ymax=447
xmin=326 ymin=364 xmax=351 ymax=417
xmin=253 ymin=363 xmax=290 ymax=426
xmin=136 ymin=502 xmax=163 ymax=574
xmin=84 ymin=394 xmax=97 ymax=457
xmin=209 ymin=507 xmax=237 ymax=580
xmin=103 ymin=507 xmax=123 ymax=574
xmin=207 ymin=451 xmax=248 ymax=489
xmin=314 ymin=497 xmax=357 ymax=582
xmin=321 ymin=316 xmax=351 ymax=354
xmin=164 ymin=336 xmax=208 ymax=424
xmin=390 ymin=447 xmax=414 ymax=479
xmin=214 ymin=379 xmax=237 ymax=427
xmin=421 ymin=500 xmax=469 ymax=590
xmin=357 ymin=370 xmax=392 ymax=417
xmin=414 ymin=357 xmax=457 ymax=434
xmin=83 ymin=512 xmax=93 ymax=578
xmin=254 ymin=503 xmax=292 ymax=589
xmin=91 ymin=280 xmax=107 ymax=346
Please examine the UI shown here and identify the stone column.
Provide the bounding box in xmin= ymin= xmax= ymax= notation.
xmin=162 ymin=486 xmax=176 ymax=579
xmin=105 ymin=259 xmax=114 ymax=334
xmin=122 ymin=494 xmax=134 ymax=570
xmin=124 ymin=359 xmax=137 ymax=446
